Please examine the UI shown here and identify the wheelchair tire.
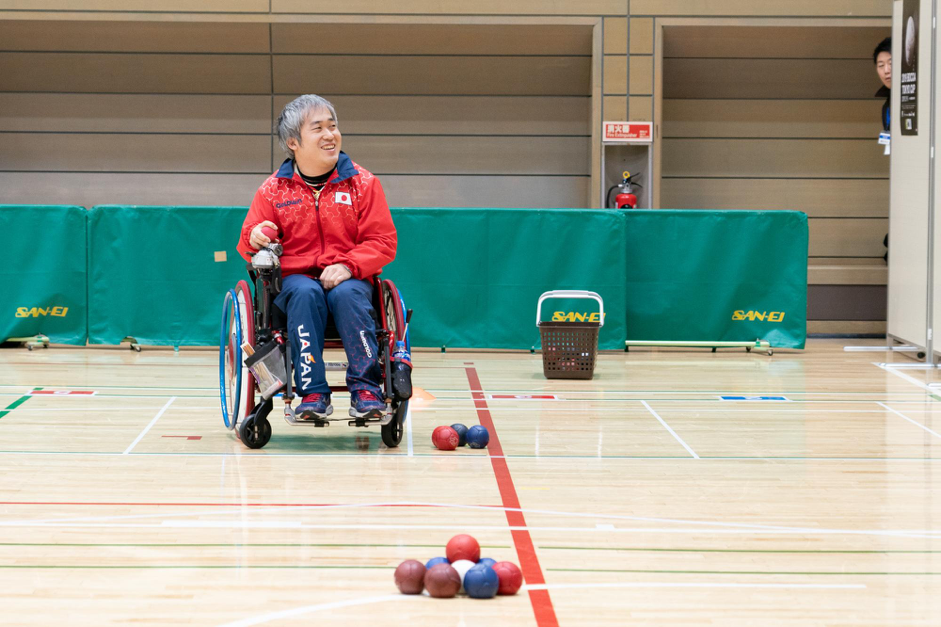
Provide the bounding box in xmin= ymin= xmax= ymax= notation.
xmin=219 ymin=289 xmax=243 ymax=430
xmin=381 ymin=400 xmax=408 ymax=448
xmin=220 ymin=282 xmax=256 ymax=431
xmin=380 ymin=279 xmax=408 ymax=348
xmin=239 ymin=415 xmax=271 ymax=449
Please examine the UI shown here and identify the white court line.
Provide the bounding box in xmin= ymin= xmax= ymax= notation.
xmin=525 ymin=582 xmax=866 ymax=591
xmin=8 ymin=499 xmax=938 ymax=540
xmin=217 ymin=583 xmax=866 ymax=627
xmin=405 ymin=403 xmax=413 ymax=457
xmin=2 ymin=520 xmax=932 ymax=539
xmin=215 ymin=595 xmax=407 ymax=627
xmin=877 ymin=402 xmax=941 ymax=440
xmin=875 ymin=363 xmax=939 ymax=395
xmin=122 ymin=397 xmax=176 ymax=455
xmin=641 ymin=401 xmax=699 ymax=459
xmin=844 ymin=346 xmax=919 ymax=352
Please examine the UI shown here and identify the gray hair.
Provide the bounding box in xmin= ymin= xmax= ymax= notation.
xmin=276 ymin=95 xmax=338 ymax=158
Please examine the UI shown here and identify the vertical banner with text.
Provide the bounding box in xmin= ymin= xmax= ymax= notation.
xmin=900 ymin=0 xmax=920 ymax=135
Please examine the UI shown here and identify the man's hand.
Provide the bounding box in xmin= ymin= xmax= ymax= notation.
xmin=249 ymin=220 xmax=279 ymax=250
xmin=321 ymin=263 xmax=352 ymax=290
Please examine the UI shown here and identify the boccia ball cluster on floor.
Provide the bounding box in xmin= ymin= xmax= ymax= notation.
xmin=432 ymin=423 xmax=489 ymax=451
xmin=393 ymin=534 xmax=523 ymax=599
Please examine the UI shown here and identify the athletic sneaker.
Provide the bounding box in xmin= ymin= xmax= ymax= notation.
xmin=349 ymin=390 xmax=386 ymax=418
xmin=296 ymin=393 xmax=332 ymax=420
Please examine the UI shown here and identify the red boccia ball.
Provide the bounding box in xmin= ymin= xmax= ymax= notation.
xmin=394 ymin=559 xmax=426 ymax=595
xmin=424 ymin=563 xmax=461 ymax=598
xmin=446 ymin=534 xmax=481 ymax=563
xmin=432 ymin=426 xmax=460 ymax=451
xmin=492 ymin=561 xmax=523 ymax=595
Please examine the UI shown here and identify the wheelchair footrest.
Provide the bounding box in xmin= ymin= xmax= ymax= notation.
xmin=325 ymin=361 xmax=348 ymax=372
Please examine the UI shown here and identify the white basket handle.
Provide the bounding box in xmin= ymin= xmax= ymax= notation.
xmin=536 ymin=290 xmax=604 ymax=327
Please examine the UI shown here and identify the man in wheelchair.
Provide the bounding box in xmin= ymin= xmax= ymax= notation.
xmin=237 ymin=94 xmax=397 ymax=422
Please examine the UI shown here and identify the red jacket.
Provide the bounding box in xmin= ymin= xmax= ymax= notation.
xmin=238 ymin=153 xmax=397 ymax=279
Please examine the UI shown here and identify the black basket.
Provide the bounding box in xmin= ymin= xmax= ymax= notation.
xmin=538 ymin=321 xmax=600 ymax=379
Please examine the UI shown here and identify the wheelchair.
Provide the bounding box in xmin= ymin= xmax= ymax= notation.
xmin=219 ymin=238 xmax=412 ymax=450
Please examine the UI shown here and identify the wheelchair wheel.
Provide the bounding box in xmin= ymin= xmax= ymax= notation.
xmin=381 ymin=399 xmax=408 ymax=448
xmin=380 ymin=279 xmax=408 ymax=348
xmin=239 ymin=415 xmax=271 ymax=449
xmin=219 ymin=281 xmax=255 ymax=431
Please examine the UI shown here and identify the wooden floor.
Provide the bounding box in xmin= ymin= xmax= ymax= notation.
xmin=0 ymin=339 xmax=939 ymax=626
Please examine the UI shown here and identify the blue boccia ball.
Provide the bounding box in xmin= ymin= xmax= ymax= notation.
xmin=478 ymin=557 xmax=497 ymax=569
xmin=463 ymin=563 xmax=499 ymax=598
xmin=425 ymin=556 xmax=449 ymax=570
xmin=450 ymin=423 xmax=468 ymax=447
xmin=466 ymin=425 xmax=490 ymax=449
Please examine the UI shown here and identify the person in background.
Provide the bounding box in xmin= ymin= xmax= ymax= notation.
xmin=874 ymin=37 xmax=891 ymax=263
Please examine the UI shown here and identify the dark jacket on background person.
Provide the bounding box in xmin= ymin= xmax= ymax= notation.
xmin=877 ymin=85 xmax=890 ymax=132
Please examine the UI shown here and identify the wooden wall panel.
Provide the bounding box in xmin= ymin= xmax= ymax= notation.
xmin=380 ymin=175 xmax=589 ymax=208
xmin=272 ymin=136 xmax=590 ymax=176
xmin=271 ymin=23 xmax=592 ymax=55
xmin=0 ymin=94 xmax=271 ymax=133
xmin=0 ymin=172 xmax=588 ymax=209
xmin=0 ymin=0 xmax=267 ymax=10
xmin=270 ymin=0 xmax=625 ymax=15
xmin=603 ymin=96 xmax=627 ymax=121
xmin=629 ymin=54 xmax=653 ymax=95
xmin=663 ymin=99 xmax=885 ymax=139
xmin=603 ymin=18 xmax=627 ymax=54
xmin=271 ymin=95 xmax=590 ymax=136
xmin=662 ymin=138 xmax=886 ymax=179
xmin=0 ymin=53 xmax=271 ymax=94
xmin=631 ymin=0 xmax=890 ymax=17
xmin=0 ymin=172 xmax=265 ymax=207
xmin=2 ymin=133 xmax=270 ymax=173
xmin=630 ymin=18 xmax=654 ymax=54
xmin=664 ymin=25 xmax=889 ymax=58
xmin=660 ymin=178 xmax=888 ymax=218
xmin=664 ymin=59 xmax=875 ymax=99
xmin=0 ymin=20 xmax=269 ymax=53
xmin=810 ymin=218 xmax=887 ymax=257
xmin=603 ymin=55 xmax=627 ymax=94
xmin=272 ymin=55 xmax=591 ymax=96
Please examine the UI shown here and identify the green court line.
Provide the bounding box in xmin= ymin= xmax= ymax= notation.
xmin=0 ymin=388 xmax=41 ymax=420
xmin=540 ymin=547 xmax=941 ymax=554
xmin=547 ymin=568 xmax=941 ymax=576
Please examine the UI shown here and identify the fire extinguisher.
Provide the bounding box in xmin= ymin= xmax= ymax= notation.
xmin=606 ymin=171 xmax=642 ymax=209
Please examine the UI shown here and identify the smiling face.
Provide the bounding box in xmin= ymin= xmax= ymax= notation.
xmin=876 ymin=50 xmax=892 ymax=89
xmin=287 ymin=107 xmax=342 ymax=176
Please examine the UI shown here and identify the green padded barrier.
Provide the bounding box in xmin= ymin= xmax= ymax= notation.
xmin=387 ymin=208 xmax=628 ymax=350
xmin=87 ymin=206 xmax=249 ymax=346
xmin=85 ymin=206 xmax=806 ymax=350
xmin=624 ymin=210 xmax=808 ymax=349
xmin=0 ymin=205 xmax=87 ymax=345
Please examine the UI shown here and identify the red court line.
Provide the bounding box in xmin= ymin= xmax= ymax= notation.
xmin=465 ymin=367 xmax=559 ymax=627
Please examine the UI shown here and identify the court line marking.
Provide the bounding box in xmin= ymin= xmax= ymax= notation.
xmin=405 ymin=402 xmax=413 ymax=457
xmin=525 ymin=582 xmax=866 ymax=590
xmin=877 ymin=402 xmax=941 ymax=440
xmin=466 ymin=366 xmax=559 ymax=627
xmin=3 ymin=499 xmax=938 ymax=539
xmin=0 ymin=388 xmax=39 ymax=420
xmin=122 ymin=397 xmax=176 ymax=455
xmin=641 ymin=401 xmax=699 ymax=459
xmin=876 ymin=363 xmax=935 ymax=390
xmin=3 ymin=520 xmax=935 ymax=539
xmin=215 ymin=594 xmax=407 ymax=627
xmin=216 ymin=581 xmax=867 ymax=626
xmin=0 ymin=450 xmax=939 ymax=462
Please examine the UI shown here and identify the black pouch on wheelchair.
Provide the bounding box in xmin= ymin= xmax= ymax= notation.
xmin=244 ymin=340 xmax=287 ymax=400
xmin=391 ymin=361 xmax=412 ymax=401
